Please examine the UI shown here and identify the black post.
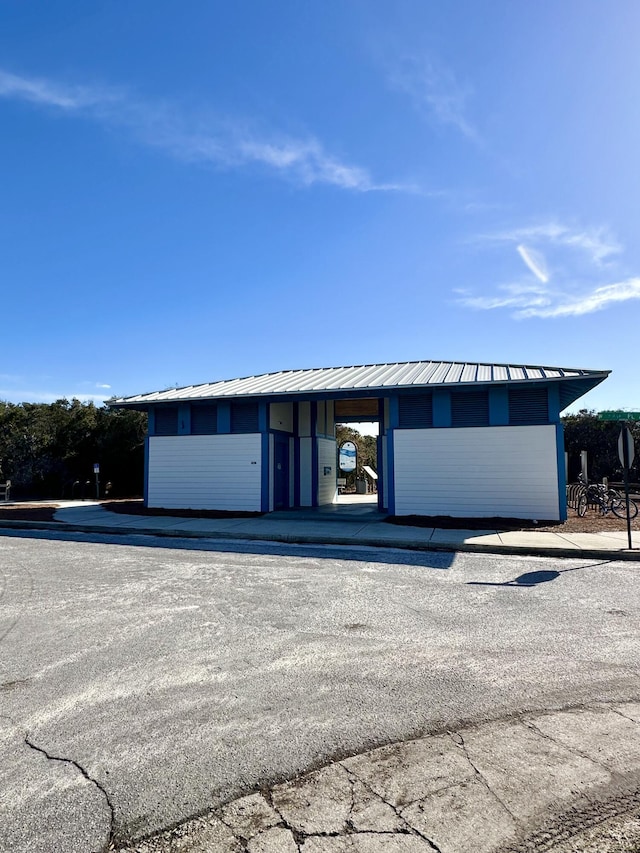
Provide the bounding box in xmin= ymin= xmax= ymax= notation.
xmin=622 ymin=426 xmax=633 ymax=550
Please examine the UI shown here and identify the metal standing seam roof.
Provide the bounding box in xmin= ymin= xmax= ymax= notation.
xmin=111 ymin=360 xmax=610 ymax=406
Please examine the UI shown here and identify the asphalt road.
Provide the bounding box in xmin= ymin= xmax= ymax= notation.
xmin=1 ymin=529 xmax=639 ymax=852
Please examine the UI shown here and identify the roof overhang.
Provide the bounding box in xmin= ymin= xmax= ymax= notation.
xmin=109 ymin=360 xmax=610 ymax=412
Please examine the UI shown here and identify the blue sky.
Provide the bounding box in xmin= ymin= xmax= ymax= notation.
xmin=1 ymin=1 xmax=638 ymax=413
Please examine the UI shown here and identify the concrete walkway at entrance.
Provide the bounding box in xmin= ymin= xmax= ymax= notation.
xmin=0 ymin=500 xmax=635 ymax=560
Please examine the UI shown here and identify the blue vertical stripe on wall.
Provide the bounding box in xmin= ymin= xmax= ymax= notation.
xmin=178 ymin=403 xmax=191 ymax=435
xmin=143 ymin=435 xmax=149 ymax=506
xmin=259 ymin=403 xmax=269 ymax=512
xmin=548 ymin=384 xmax=561 ymax=423
xmin=293 ymin=403 xmax=300 ymax=507
xmin=432 ymin=390 xmax=451 ymax=427
xmin=258 ymin=402 xmax=268 ymax=433
xmin=310 ymin=401 xmax=319 ymax=507
xmin=556 ymin=422 xmax=568 ymax=520
xmin=217 ymin=403 xmax=231 ymax=433
xmin=261 ymin=432 xmax=270 ymax=512
xmin=377 ymin=397 xmax=385 ymax=511
xmin=489 ymin=386 xmax=509 ymax=426
xmin=387 ymin=396 xmax=399 ymax=515
xmin=147 ymin=407 xmax=156 ymax=436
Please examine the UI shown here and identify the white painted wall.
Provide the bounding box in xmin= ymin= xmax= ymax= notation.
xmin=318 ymin=437 xmax=337 ymax=505
xmin=298 ymin=402 xmax=311 ymax=437
xmin=270 ymin=402 xmax=293 ymax=433
xmin=317 ymin=401 xmax=326 ymax=436
xmin=148 ymin=434 xmax=262 ymax=511
xmin=393 ymin=425 xmax=560 ymax=519
xmin=325 ymin=400 xmax=335 ymax=437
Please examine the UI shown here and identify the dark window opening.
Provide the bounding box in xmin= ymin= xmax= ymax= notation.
xmin=451 ymin=390 xmax=489 ymax=427
xmin=191 ymin=404 xmax=218 ymax=435
xmin=398 ymin=394 xmax=433 ymax=428
xmin=231 ymin=402 xmax=259 ymax=433
xmin=509 ymin=387 xmax=549 ymax=425
xmin=155 ymin=407 xmax=179 ymax=435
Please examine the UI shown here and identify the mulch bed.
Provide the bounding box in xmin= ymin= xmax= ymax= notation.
xmin=386 ymin=512 xmax=639 ymax=534
xmin=0 ymin=505 xmax=58 ymax=522
xmin=100 ymin=500 xmax=263 ymax=519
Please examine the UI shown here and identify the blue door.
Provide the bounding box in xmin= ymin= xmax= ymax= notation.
xmin=274 ymin=434 xmax=290 ymax=510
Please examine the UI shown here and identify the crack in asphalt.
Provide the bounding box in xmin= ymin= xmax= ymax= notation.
xmin=24 ymin=732 xmax=115 ymax=852
xmin=610 ymin=706 xmax=640 ymax=725
xmin=0 ymin=561 xmax=34 ymax=645
xmin=261 ymin=787 xmax=302 ymax=851
xmin=343 ymin=766 xmax=444 ymax=852
xmin=449 ymin=730 xmax=520 ymax=827
xmin=523 ymin=718 xmax=615 ymax=775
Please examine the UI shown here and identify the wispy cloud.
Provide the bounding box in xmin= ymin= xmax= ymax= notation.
xmin=0 ymin=390 xmax=110 ymax=404
xmin=388 ymin=55 xmax=479 ymax=142
xmin=518 ymin=278 xmax=640 ymax=318
xmin=516 ymin=244 xmax=549 ymax=283
xmin=483 ymin=221 xmax=621 ymax=267
xmin=0 ymin=68 xmax=404 ymax=192
xmin=458 ymin=220 xmax=640 ymax=319
xmin=0 ymin=69 xmax=120 ymax=110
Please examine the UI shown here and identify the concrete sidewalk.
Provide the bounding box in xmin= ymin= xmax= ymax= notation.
xmin=2 ymin=502 xmax=624 ymax=560
xmin=121 ymin=701 xmax=640 ymax=853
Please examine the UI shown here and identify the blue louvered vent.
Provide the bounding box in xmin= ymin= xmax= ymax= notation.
xmin=191 ymin=404 xmax=218 ymax=435
xmin=155 ymin=406 xmax=179 ymax=435
xmin=451 ymin=390 xmax=489 ymax=427
xmin=231 ymin=402 xmax=259 ymax=433
xmin=509 ymin=387 xmax=548 ymax=425
xmin=398 ymin=394 xmax=433 ymax=428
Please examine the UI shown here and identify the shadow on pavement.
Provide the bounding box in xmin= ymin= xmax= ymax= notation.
xmin=0 ymin=526 xmax=456 ymax=569
xmin=467 ymin=560 xmax=614 ymax=588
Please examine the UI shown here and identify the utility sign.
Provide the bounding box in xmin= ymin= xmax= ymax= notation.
xmin=618 ymin=427 xmax=635 ymax=468
xmin=339 ymin=441 xmax=357 ymax=473
xmin=93 ymin=463 xmax=100 ymax=474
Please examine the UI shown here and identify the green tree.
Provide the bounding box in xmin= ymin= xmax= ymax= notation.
xmin=335 ymin=424 xmax=378 ymax=489
xmin=562 ymin=409 xmax=640 ymax=484
xmin=0 ymin=399 xmax=147 ymax=499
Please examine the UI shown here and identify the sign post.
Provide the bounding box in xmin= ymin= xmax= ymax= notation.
xmin=617 ymin=427 xmax=635 ymax=550
xmin=93 ymin=463 xmax=100 ymax=500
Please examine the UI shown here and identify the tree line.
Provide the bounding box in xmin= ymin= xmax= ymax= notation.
xmin=0 ymin=399 xmax=147 ymax=500
xmin=563 ymin=410 xmax=639 ymax=484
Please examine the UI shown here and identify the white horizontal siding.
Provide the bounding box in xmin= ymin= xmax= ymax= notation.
xmin=394 ymin=425 xmax=559 ymax=519
xmin=318 ymin=437 xmax=337 ymax=505
xmin=148 ymin=434 xmax=262 ymax=511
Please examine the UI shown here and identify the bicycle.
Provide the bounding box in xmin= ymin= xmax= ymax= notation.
xmin=576 ymin=474 xmax=638 ymax=519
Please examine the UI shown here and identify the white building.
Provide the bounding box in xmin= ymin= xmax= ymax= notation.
xmin=112 ymin=359 xmax=609 ymax=521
